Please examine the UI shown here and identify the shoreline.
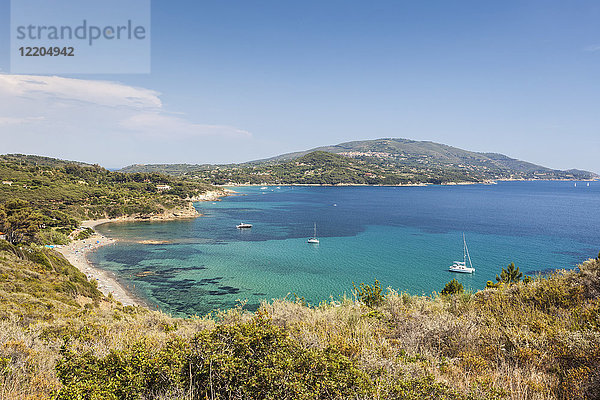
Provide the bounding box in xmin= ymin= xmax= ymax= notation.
xmin=56 ymin=180 xmax=592 ymax=308
xmin=57 ymin=190 xmax=234 ymax=308
xmin=56 ymin=230 xmax=145 ymax=306
xmin=223 ymin=178 xmax=598 ymax=188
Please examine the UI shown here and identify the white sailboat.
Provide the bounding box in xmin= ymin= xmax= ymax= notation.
xmin=307 ymin=222 xmax=319 ymax=244
xmin=448 ymin=233 xmax=475 ymax=273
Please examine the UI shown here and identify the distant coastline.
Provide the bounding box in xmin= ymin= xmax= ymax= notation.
xmin=119 ymin=139 xmax=599 ymax=185
xmin=222 ymin=177 xmax=598 ymax=188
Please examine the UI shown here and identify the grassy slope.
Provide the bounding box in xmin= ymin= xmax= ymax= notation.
xmin=0 ymin=241 xmax=102 ymax=323
xmin=0 ymin=242 xmax=598 ymax=399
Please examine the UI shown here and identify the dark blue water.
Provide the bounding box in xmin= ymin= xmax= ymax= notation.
xmin=92 ymin=181 xmax=599 ymax=316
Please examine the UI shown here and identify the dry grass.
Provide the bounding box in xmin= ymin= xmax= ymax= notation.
xmin=0 ymin=249 xmax=599 ymax=399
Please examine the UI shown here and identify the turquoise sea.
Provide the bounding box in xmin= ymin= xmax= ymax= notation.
xmin=91 ymin=181 xmax=600 ymax=316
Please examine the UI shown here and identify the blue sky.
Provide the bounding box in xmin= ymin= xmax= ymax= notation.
xmin=0 ymin=0 xmax=599 ymax=171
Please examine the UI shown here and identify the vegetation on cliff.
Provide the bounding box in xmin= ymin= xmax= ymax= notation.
xmin=0 ymin=240 xmax=598 ymax=399
xmin=0 ymin=154 xmax=215 ymax=244
xmin=0 ymin=241 xmax=102 ymax=323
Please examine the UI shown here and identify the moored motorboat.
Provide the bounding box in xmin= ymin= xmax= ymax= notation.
xmin=236 ymin=222 xmax=253 ymax=229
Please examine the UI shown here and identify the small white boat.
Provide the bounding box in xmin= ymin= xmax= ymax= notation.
xmin=307 ymin=222 xmax=319 ymax=244
xmin=260 ymin=186 xmax=268 ymax=190
xmin=448 ymin=233 xmax=475 ymax=273
xmin=236 ymin=222 xmax=252 ymax=229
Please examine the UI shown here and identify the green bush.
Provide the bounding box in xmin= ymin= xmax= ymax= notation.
xmin=188 ymin=314 xmax=368 ymax=399
xmin=388 ymin=375 xmax=477 ymax=399
xmin=55 ymin=315 xmax=369 ymax=400
xmin=56 ymin=338 xmax=187 ymax=400
xmin=441 ymin=279 xmax=464 ymax=296
xmin=353 ymin=279 xmax=385 ymax=307
xmin=22 ymin=248 xmax=53 ymax=269
xmin=36 ymin=229 xmax=71 ymax=245
xmin=74 ymin=228 xmax=94 ymax=241
xmin=486 ymin=262 xmax=526 ymax=288
xmin=0 ymin=156 xmax=214 ymax=237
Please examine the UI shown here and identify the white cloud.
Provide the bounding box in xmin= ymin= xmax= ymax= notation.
xmin=0 ymin=74 xmax=252 ymax=165
xmin=0 ymin=74 xmax=162 ymax=109
xmin=120 ymin=113 xmax=252 ymax=138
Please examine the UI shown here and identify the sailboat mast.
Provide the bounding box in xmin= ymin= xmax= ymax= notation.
xmin=464 ymin=233 xmax=473 ymax=269
xmin=314 ymin=222 xmax=317 ymax=238
xmin=463 ymin=233 xmax=466 ymax=264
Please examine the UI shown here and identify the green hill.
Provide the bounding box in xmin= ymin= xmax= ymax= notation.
xmin=199 ymin=150 xmax=480 ymax=185
xmin=0 ymin=154 xmax=216 ymax=243
xmin=0 ymin=153 xmax=92 ymax=168
xmin=120 ymin=138 xmax=597 ymax=184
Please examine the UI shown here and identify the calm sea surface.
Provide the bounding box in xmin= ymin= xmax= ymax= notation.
xmin=91 ymin=181 xmax=600 ymax=316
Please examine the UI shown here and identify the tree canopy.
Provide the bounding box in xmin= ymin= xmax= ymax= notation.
xmin=0 ymin=200 xmax=42 ymax=244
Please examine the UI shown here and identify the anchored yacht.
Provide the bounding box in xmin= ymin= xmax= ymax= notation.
xmin=448 ymin=233 xmax=475 ymax=274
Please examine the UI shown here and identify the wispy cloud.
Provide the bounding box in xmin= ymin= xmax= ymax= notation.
xmin=583 ymin=44 xmax=600 ymax=52
xmin=120 ymin=113 xmax=251 ymax=138
xmin=0 ymin=116 xmax=45 ymax=126
xmin=0 ymin=75 xmax=162 ymax=109
xmin=0 ymin=74 xmax=252 ymax=165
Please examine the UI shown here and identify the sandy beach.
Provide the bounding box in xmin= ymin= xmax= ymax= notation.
xmin=56 ymin=220 xmax=143 ymax=306
xmin=55 ymin=191 xmax=234 ymax=308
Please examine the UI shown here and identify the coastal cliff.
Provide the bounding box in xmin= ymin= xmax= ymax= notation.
xmin=116 ymin=201 xmax=200 ymax=221
xmin=187 ymin=189 xmax=232 ymax=202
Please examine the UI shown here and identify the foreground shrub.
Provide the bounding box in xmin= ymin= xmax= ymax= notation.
xmin=353 ymin=279 xmax=385 ymax=307
xmin=55 ymin=337 xmax=187 ymax=400
xmin=55 ymin=314 xmax=369 ymax=400
xmin=441 ymin=279 xmax=464 ymax=296
xmin=5 ymin=248 xmax=600 ymax=399
xmin=486 ymin=262 xmax=530 ymax=288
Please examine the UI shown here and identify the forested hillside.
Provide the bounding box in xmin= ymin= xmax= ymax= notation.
xmin=120 ymin=138 xmax=597 ymax=184
xmin=0 ymin=154 xmax=215 ymax=244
